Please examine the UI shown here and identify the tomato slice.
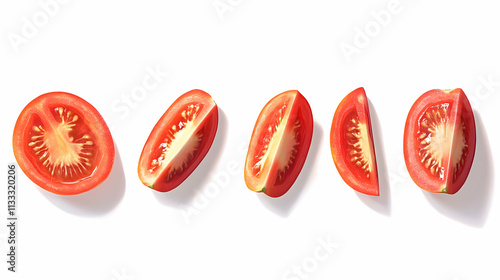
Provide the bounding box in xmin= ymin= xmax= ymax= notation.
xmin=403 ymin=88 xmax=476 ymax=194
xmin=244 ymin=90 xmax=313 ymax=198
xmin=12 ymin=92 xmax=115 ymax=195
xmin=138 ymin=89 xmax=218 ymax=192
xmin=330 ymin=87 xmax=379 ymax=196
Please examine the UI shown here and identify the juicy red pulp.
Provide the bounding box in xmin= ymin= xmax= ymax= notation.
xmin=146 ymin=103 xmax=205 ymax=179
xmin=330 ymin=87 xmax=379 ymax=196
xmin=404 ymin=88 xmax=475 ymax=194
xmin=13 ymin=91 xmax=115 ymax=195
xmin=244 ymin=90 xmax=313 ymax=198
xmin=416 ymin=102 xmax=470 ymax=182
xmin=342 ymin=110 xmax=373 ymax=183
xmin=416 ymin=102 xmax=451 ymax=180
xmin=138 ymin=89 xmax=218 ymax=192
xmin=249 ymin=103 xmax=302 ymax=181
xmin=26 ymin=106 xmax=100 ymax=183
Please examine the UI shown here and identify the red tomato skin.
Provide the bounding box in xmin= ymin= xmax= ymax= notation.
xmin=403 ymin=88 xmax=476 ymax=194
xmin=244 ymin=90 xmax=313 ymax=198
xmin=330 ymin=87 xmax=379 ymax=196
xmin=13 ymin=92 xmax=115 ymax=195
xmin=138 ymin=89 xmax=218 ymax=192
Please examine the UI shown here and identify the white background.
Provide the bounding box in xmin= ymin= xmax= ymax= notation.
xmin=1 ymin=0 xmax=499 ymax=279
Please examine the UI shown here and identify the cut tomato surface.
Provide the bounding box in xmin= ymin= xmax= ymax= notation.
xmin=13 ymin=92 xmax=115 ymax=195
xmin=244 ymin=90 xmax=313 ymax=198
xmin=138 ymin=89 xmax=218 ymax=192
xmin=330 ymin=87 xmax=379 ymax=196
xmin=403 ymin=88 xmax=475 ymax=194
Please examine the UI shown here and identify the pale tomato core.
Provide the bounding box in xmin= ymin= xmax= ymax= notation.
xmin=344 ymin=112 xmax=375 ymax=179
xmin=417 ymin=102 xmax=468 ymax=181
xmin=28 ymin=106 xmax=97 ymax=183
xmin=148 ymin=103 xmax=204 ymax=180
xmin=252 ymin=104 xmax=301 ymax=182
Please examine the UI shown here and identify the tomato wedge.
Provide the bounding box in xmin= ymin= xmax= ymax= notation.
xmin=138 ymin=89 xmax=218 ymax=192
xmin=13 ymin=92 xmax=115 ymax=195
xmin=244 ymin=90 xmax=313 ymax=198
xmin=403 ymin=88 xmax=476 ymax=194
xmin=330 ymin=87 xmax=379 ymax=196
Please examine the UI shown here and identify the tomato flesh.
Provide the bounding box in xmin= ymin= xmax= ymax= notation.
xmin=330 ymin=87 xmax=379 ymax=196
xmin=29 ymin=107 xmax=98 ymax=181
xmin=404 ymin=88 xmax=475 ymax=194
xmin=13 ymin=92 xmax=115 ymax=195
xmin=244 ymin=90 xmax=313 ymax=198
xmin=138 ymin=89 xmax=218 ymax=192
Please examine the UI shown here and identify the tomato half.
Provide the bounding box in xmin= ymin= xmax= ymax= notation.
xmin=138 ymin=89 xmax=218 ymax=192
xmin=403 ymin=88 xmax=476 ymax=194
xmin=13 ymin=92 xmax=115 ymax=195
xmin=330 ymin=87 xmax=379 ymax=196
xmin=244 ymin=90 xmax=313 ymax=198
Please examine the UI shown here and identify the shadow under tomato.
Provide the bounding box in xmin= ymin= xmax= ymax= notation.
xmin=39 ymin=143 xmax=126 ymax=217
xmin=422 ymin=112 xmax=494 ymax=227
xmin=153 ymin=107 xmax=228 ymax=208
xmin=258 ymin=121 xmax=322 ymax=217
xmin=355 ymin=100 xmax=392 ymax=216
